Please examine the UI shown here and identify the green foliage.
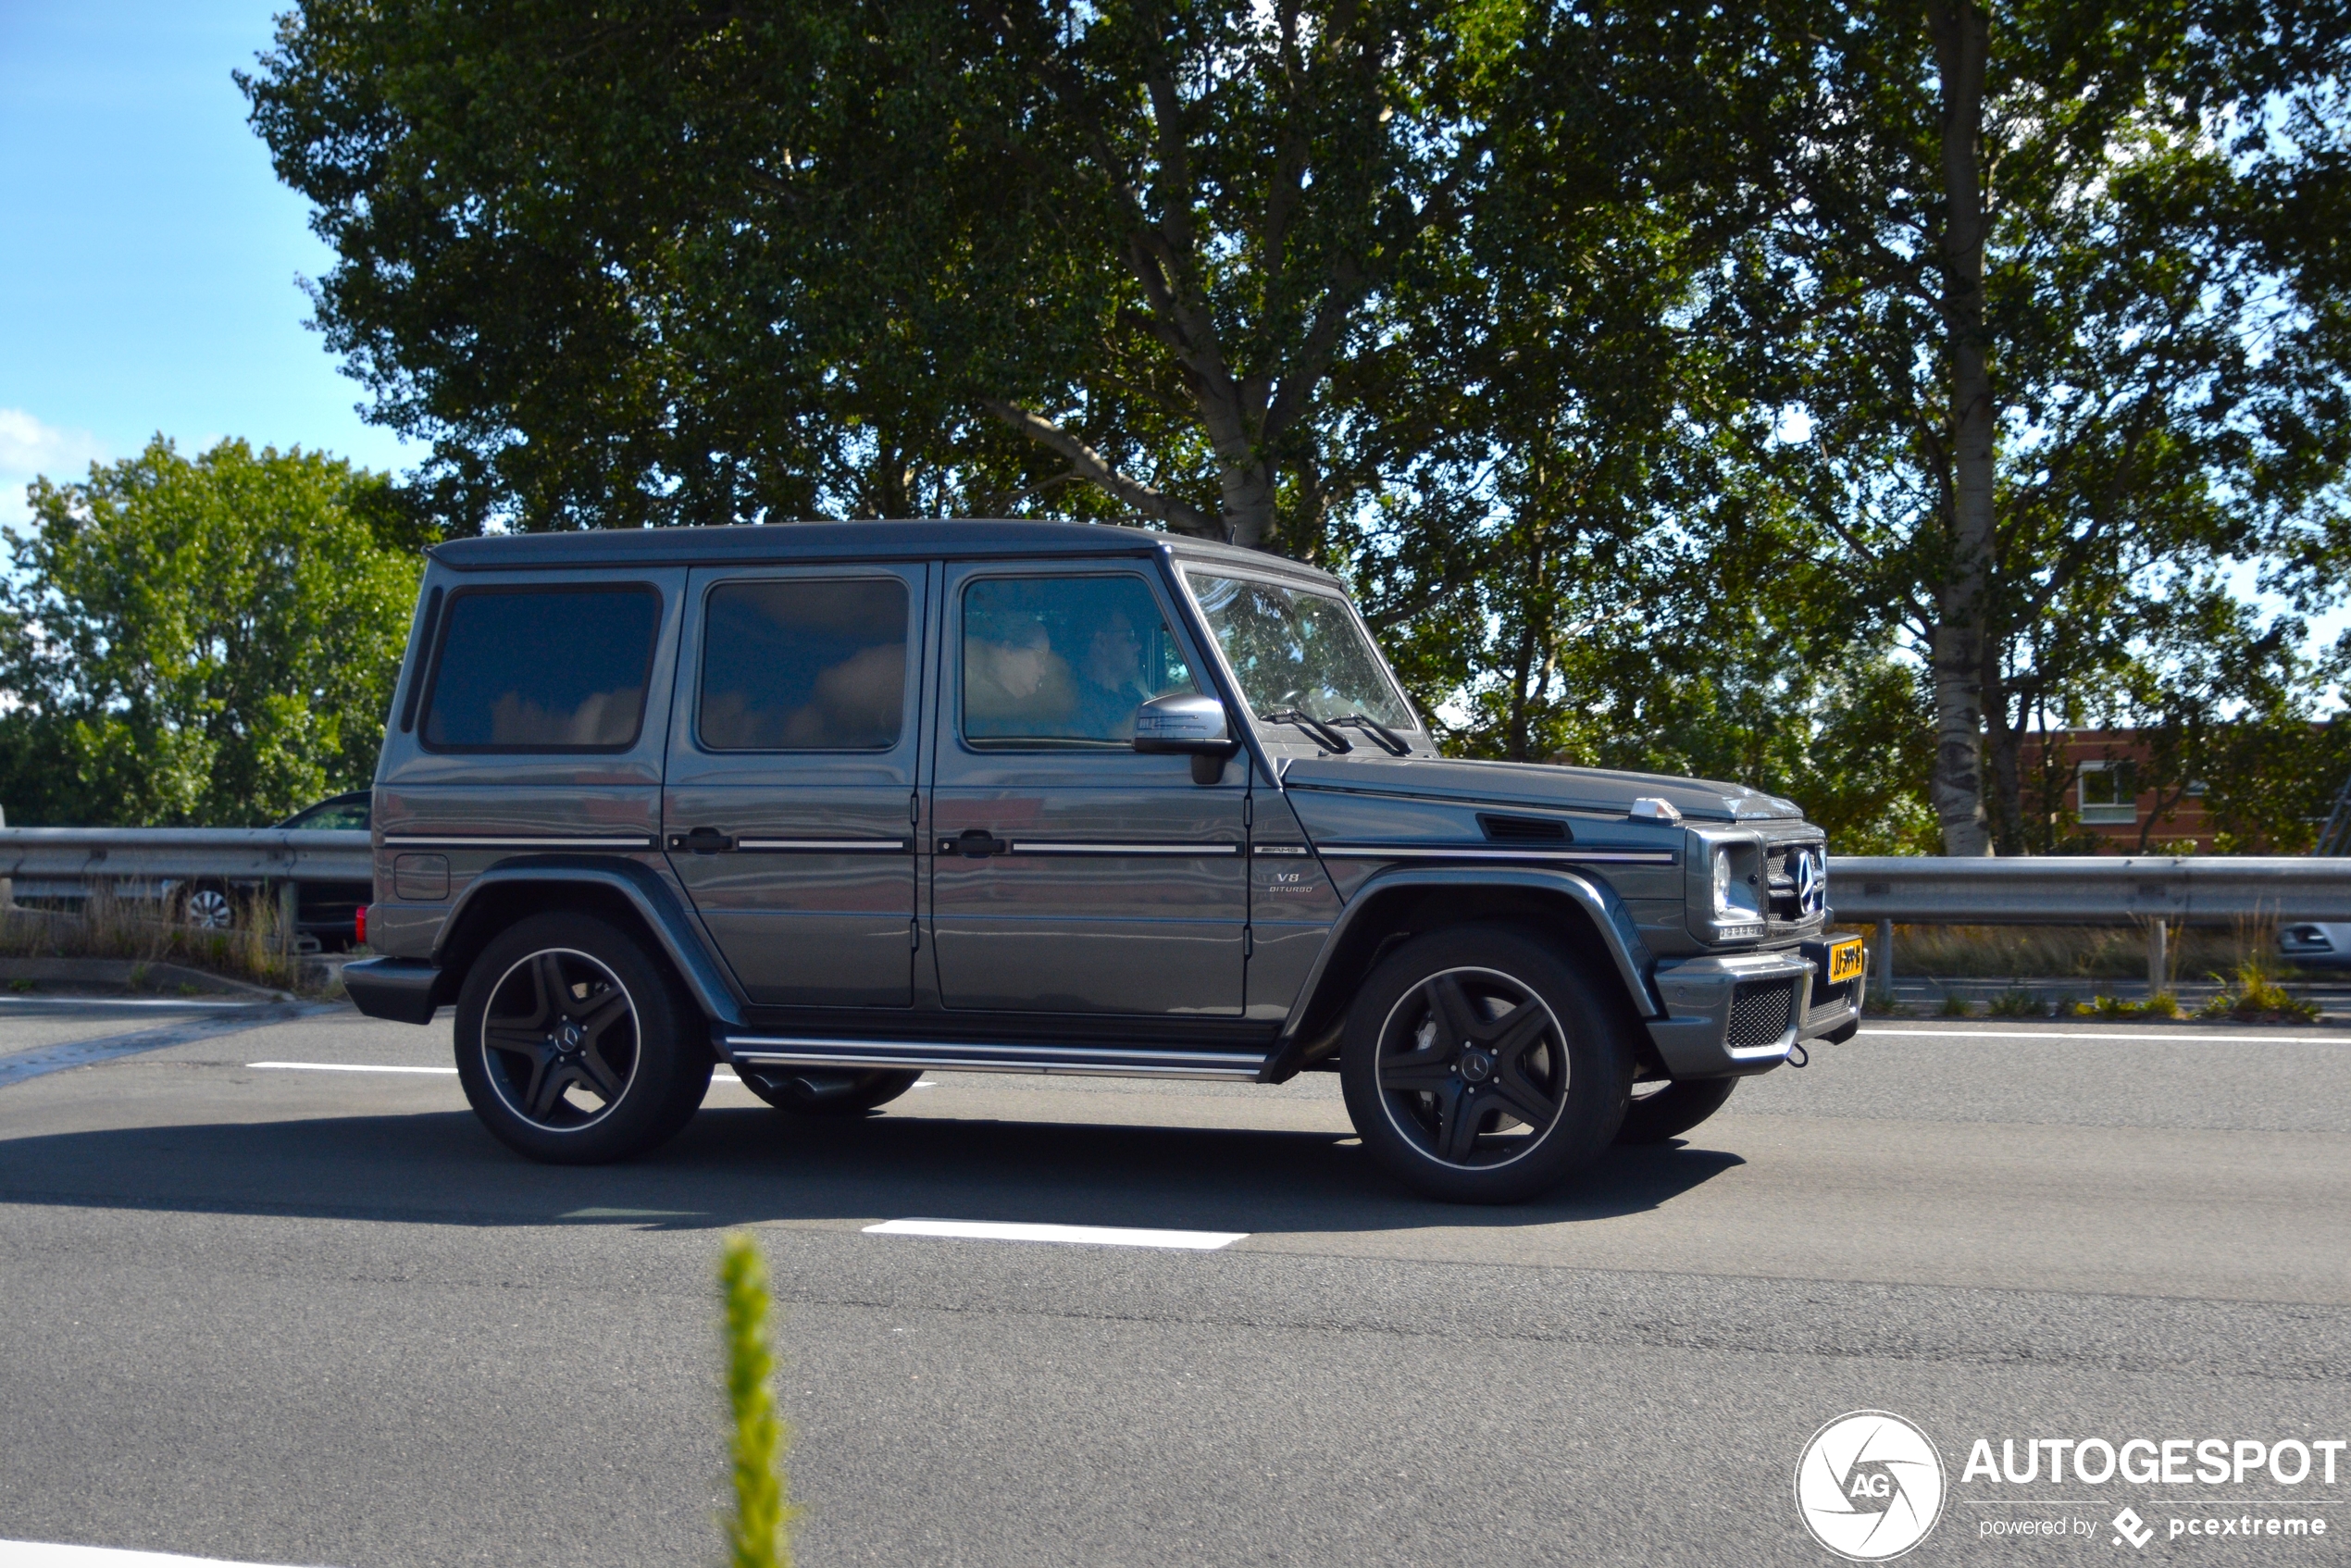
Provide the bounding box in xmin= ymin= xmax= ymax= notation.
xmin=2198 ymin=960 xmax=2322 ymax=1023
xmin=236 ymin=1 xmax=2351 ymax=840
xmin=0 ymin=437 xmax=422 ymax=826
xmin=720 ymin=1233 xmax=797 ymax=1568
xmin=1986 ymin=988 xmax=2046 ymax=1017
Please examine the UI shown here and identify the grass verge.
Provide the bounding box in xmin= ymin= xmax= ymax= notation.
xmin=0 ymin=886 xmax=300 ymax=991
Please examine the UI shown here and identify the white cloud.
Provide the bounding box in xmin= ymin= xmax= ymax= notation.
xmin=0 ymin=409 xmax=109 ymax=529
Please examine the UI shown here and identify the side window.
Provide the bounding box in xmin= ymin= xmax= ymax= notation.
xmin=699 ymin=578 xmax=910 ymax=751
xmin=962 ymin=575 xmax=1197 ymax=748
xmin=422 ymin=586 xmax=661 ymax=752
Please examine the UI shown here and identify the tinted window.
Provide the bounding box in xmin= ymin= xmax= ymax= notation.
xmin=700 ymin=578 xmax=910 ymax=751
xmin=423 ymin=587 xmax=661 ymax=752
xmin=962 ymin=576 xmax=1197 ymax=747
xmin=280 ymin=798 xmax=369 ymax=830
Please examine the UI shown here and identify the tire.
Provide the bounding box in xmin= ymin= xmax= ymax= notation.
xmin=740 ymin=1067 xmax=922 ymax=1116
xmin=175 ymin=881 xmax=240 ymax=930
xmin=453 ymin=913 xmax=713 ymax=1164
xmin=1339 ymin=922 xmax=1635 ymax=1203
xmin=1614 ymin=1076 xmax=1737 ymax=1145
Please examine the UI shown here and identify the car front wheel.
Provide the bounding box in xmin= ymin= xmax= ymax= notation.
xmin=1339 ymin=923 xmax=1634 ymax=1203
xmin=454 ymin=913 xmax=712 ymax=1164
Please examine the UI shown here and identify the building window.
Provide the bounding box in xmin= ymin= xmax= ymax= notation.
xmin=2078 ymin=761 xmax=2137 ymax=825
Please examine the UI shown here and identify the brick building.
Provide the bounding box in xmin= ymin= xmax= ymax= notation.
xmin=2028 ymin=728 xmax=2218 ymax=852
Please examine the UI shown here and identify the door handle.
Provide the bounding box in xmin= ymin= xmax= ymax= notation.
xmin=668 ymin=827 xmax=735 ymax=854
xmin=940 ymin=828 xmax=1010 ymax=858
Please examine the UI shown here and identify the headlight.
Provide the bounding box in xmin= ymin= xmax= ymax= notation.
xmin=1713 ymin=844 xmax=1761 ymax=919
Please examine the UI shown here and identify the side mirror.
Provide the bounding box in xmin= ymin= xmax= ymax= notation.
xmin=1134 ymin=693 xmax=1239 ymax=784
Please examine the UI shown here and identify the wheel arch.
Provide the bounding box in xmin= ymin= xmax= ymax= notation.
xmin=430 ymin=859 xmax=744 ymax=1027
xmin=1263 ymin=866 xmax=1660 ymax=1084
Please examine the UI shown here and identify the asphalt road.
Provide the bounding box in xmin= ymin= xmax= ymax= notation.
xmin=0 ymin=997 xmax=2345 ymax=1567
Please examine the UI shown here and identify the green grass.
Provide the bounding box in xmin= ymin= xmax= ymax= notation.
xmin=721 ymin=1233 xmax=799 ymax=1568
xmin=2197 ymin=960 xmax=2323 ymax=1024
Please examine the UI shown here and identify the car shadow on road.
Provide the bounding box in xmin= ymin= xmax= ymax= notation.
xmin=0 ymin=1103 xmax=1745 ymax=1237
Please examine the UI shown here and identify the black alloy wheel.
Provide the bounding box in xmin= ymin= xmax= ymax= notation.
xmin=481 ymin=948 xmax=640 ymax=1130
xmin=740 ymin=1067 xmax=923 ymax=1116
xmin=1615 ymin=1076 xmax=1738 ymax=1145
xmin=1340 ymin=923 xmax=1634 ymax=1203
xmin=454 ymin=913 xmax=712 ymax=1164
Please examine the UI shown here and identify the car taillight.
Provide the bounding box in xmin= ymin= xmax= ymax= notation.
xmin=356 ymin=905 xmax=367 ymax=946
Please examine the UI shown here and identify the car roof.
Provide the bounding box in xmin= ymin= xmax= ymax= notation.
xmin=427 ymin=519 xmax=1345 ymax=590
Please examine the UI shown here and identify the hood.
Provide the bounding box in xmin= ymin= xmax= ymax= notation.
xmin=1277 ymin=753 xmax=1804 ymax=824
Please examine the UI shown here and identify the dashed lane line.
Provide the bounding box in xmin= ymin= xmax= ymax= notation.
xmin=0 ymin=1541 xmax=333 ymax=1567
xmin=865 ymin=1217 xmax=1249 ymax=1251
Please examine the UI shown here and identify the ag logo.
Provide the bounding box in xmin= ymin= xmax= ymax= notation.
xmin=1794 ymin=1410 xmax=1947 ymax=1561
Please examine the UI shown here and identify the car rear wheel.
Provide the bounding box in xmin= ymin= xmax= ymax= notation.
xmin=1614 ymin=1076 xmax=1737 ymax=1144
xmin=740 ymin=1067 xmax=922 ymax=1116
xmin=454 ymin=913 xmax=712 ymax=1164
xmin=1339 ymin=923 xmax=1635 ymax=1203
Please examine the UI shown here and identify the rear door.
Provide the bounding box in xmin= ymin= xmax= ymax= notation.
xmin=927 ymin=563 xmax=1246 ymax=1014
xmin=664 ymin=563 xmax=928 ymax=1008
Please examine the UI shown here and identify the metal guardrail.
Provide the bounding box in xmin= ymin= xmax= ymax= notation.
xmin=1829 ymin=854 xmax=2351 ymax=926
xmin=1828 ymin=854 xmax=2351 ymax=1001
xmin=0 ymin=828 xmax=371 ymax=900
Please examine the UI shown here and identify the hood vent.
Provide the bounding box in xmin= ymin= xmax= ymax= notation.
xmin=1477 ymin=813 xmax=1572 ymax=844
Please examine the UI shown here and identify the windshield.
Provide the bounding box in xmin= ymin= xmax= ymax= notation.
xmin=1183 ymin=570 xmax=1416 ymax=733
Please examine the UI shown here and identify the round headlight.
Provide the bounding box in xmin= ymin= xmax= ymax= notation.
xmin=1712 ymin=845 xmax=1735 ymax=912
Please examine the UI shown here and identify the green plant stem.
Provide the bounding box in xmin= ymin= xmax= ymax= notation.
xmin=721 ymin=1233 xmax=796 ymax=1568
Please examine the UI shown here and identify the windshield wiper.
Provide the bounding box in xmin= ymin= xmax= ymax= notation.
xmin=1257 ymin=709 xmax=1352 ymax=753
xmin=1329 ymin=713 xmax=1412 ymax=756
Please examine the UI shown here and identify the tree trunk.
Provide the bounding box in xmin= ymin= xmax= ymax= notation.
xmin=1928 ymin=0 xmax=1995 ymax=856
xmin=1217 ymin=459 xmax=1278 ymax=549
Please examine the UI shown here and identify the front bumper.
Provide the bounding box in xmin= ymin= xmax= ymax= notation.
xmin=1642 ymin=939 xmax=1864 ymax=1078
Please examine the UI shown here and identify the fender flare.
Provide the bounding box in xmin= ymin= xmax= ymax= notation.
xmin=1263 ymin=864 xmax=1660 ymax=1082
xmin=435 ymin=857 xmax=745 ymax=1027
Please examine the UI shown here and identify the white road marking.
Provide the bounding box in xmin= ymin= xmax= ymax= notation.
xmin=0 ymin=995 xmax=270 ymax=1010
xmin=1858 ymin=1027 xmax=2347 ymax=1045
xmin=0 ymin=1542 xmax=333 ymax=1567
xmin=864 ymin=1218 xmax=1248 ymax=1251
xmin=247 ymin=1062 xmax=455 ymax=1075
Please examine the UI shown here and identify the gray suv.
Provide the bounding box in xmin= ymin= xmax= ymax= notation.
xmin=345 ymin=521 xmax=1861 ymax=1202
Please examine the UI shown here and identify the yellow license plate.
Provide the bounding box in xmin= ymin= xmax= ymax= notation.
xmin=1827 ymin=937 xmax=1866 ymax=985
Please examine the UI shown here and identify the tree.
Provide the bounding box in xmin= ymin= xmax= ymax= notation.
xmin=1698 ymin=0 xmax=2351 ymax=853
xmin=0 ymin=437 xmax=424 ymax=826
xmin=242 ymin=1 xmax=1734 ymax=559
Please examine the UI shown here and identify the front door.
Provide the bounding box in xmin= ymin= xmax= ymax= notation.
xmin=665 ymin=563 xmax=927 ymax=1008
xmin=928 ymin=565 xmax=1247 ymax=1014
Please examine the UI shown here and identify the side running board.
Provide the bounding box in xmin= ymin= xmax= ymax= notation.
xmin=717 ymin=1034 xmax=1269 ymax=1082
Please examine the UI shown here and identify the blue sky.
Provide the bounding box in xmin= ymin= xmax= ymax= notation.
xmin=0 ymin=0 xmax=417 ymax=528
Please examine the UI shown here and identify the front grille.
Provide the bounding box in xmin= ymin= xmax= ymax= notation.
xmin=1727 ymin=978 xmax=1797 ymax=1049
xmin=1804 ymin=979 xmax=1850 ymax=1027
xmin=1765 ymin=839 xmax=1826 ymax=924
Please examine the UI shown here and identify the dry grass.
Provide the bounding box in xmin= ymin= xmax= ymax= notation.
xmin=1845 ymin=920 xmax=2292 ymax=983
xmin=0 ymin=885 xmax=300 ymax=991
